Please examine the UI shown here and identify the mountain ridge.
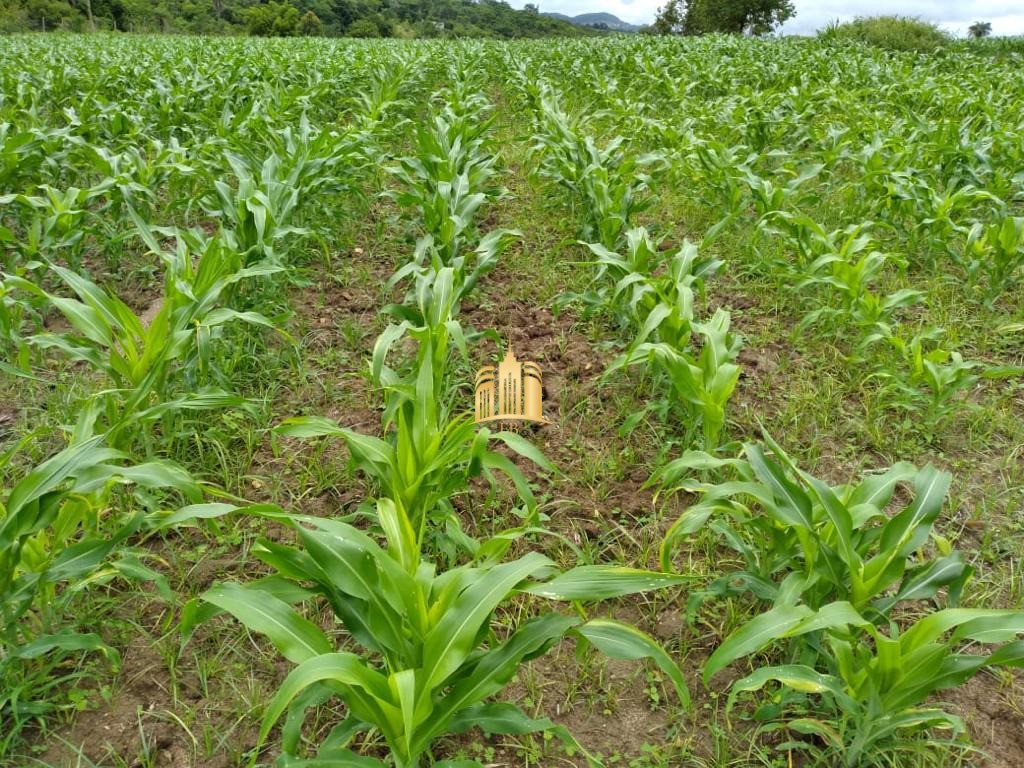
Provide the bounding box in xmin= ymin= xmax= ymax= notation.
xmin=542 ymin=11 xmax=641 ymax=32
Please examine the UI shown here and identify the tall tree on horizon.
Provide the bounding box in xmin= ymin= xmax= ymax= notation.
xmin=968 ymin=20 xmax=992 ymax=39
xmin=655 ymin=0 xmax=794 ymax=35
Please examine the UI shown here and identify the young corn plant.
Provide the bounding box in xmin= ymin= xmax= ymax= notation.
xmin=277 ymin=352 xmax=550 ymax=563
xmin=760 ymin=221 xmax=922 ymax=352
xmin=386 ymin=103 xmax=505 ymax=265
xmin=660 ymin=433 xmax=1024 ymax=764
xmin=1 ymin=437 xmax=199 ymax=754
xmin=873 ymin=330 xmax=985 ymax=438
xmin=688 ymin=139 xmax=758 ymax=229
xmin=756 ymin=210 xmax=829 ymax=271
xmin=742 ymin=162 xmax=824 ymax=220
xmin=709 ymin=601 xmax=1024 ymax=766
xmin=389 ymin=229 xmax=521 ymax=316
xmin=799 ymin=246 xmax=922 ymax=352
xmin=0 ymin=267 xmax=38 ymax=370
xmin=0 ymin=184 xmax=109 ymax=272
xmin=961 ymin=215 xmax=1024 ymax=301
xmin=385 ymin=92 xmax=518 ymax=309
xmin=202 ymin=146 xmax=334 ymax=268
xmin=68 ymin=139 xmax=196 ymax=226
xmin=374 ymin=265 xmax=474 ymax=422
xmin=3 ymin=224 xmax=281 ymax=453
xmin=890 ymin=177 xmax=1000 ymax=264
xmin=0 ymin=124 xmax=50 ymax=195
xmin=529 ymin=84 xmax=659 ymax=250
xmin=657 ymin=432 xmax=971 ymax=622
xmin=177 ymin=497 xmax=691 ymax=768
xmin=570 ymin=227 xmax=722 ymax=342
xmin=608 ymin=308 xmax=742 ymax=450
xmin=348 ymin=54 xmax=419 ymax=163
xmin=282 ymin=267 xmax=545 ymax=562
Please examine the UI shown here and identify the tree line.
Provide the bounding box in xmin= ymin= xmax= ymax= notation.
xmin=0 ymin=0 xmax=591 ymax=37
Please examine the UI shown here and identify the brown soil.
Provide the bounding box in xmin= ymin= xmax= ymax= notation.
xmin=37 ymin=642 xmax=240 ymax=768
xmin=943 ymin=673 xmax=1024 ymax=767
xmin=0 ymin=403 xmax=16 ymax=441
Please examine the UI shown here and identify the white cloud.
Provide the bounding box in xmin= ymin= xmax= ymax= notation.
xmin=516 ymin=0 xmax=1024 ymax=36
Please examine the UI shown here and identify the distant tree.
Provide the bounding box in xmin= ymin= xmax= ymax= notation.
xmin=819 ymin=15 xmax=950 ymax=51
xmin=331 ymin=0 xmax=356 ymax=28
xmin=119 ymin=0 xmax=167 ymax=31
xmin=524 ymin=3 xmax=538 ymax=13
xmin=1 ymin=0 xmax=30 ymax=30
xmin=655 ymin=0 xmax=794 ymax=35
xmin=298 ymin=9 xmax=321 ymax=34
xmin=370 ymin=12 xmax=392 ymax=36
xmin=394 ymin=0 xmax=422 ymax=22
xmin=968 ymin=20 xmax=992 ymax=39
xmin=652 ymin=0 xmax=684 ymax=34
xmin=345 ymin=16 xmax=378 ymax=36
xmin=23 ymin=0 xmax=79 ymax=29
xmin=67 ymin=0 xmax=93 ymax=29
xmin=246 ymin=0 xmax=300 ymax=35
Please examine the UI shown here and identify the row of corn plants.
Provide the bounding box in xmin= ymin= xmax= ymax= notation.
xmin=521 ymin=79 xmax=741 ymax=453
xmin=0 ymin=45 xmax=422 ymax=755
xmin=510 ymin=47 xmax=1024 ymax=766
xmin=162 ymin=65 xmax=694 ymax=767
xmin=519 ymin=37 xmax=1023 ymax=445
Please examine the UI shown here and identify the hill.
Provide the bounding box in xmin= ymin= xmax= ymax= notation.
xmin=543 ymin=11 xmax=640 ymax=32
xmin=0 ymin=0 xmax=590 ymax=38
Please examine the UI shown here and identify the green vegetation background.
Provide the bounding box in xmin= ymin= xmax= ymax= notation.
xmin=0 ymin=0 xmax=593 ymax=38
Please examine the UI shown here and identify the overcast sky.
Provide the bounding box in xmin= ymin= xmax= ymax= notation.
xmin=517 ymin=0 xmax=1024 ymax=36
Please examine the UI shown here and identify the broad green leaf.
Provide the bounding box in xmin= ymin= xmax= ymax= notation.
xmin=421 ymin=552 xmax=552 ymax=691
xmin=447 ymin=702 xmax=555 ymax=735
xmin=202 ymin=582 xmax=333 ymax=664
xmin=276 ymin=416 xmax=350 ymax=439
xmin=522 ymin=566 xmax=692 ymax=600
xmin=152 ymin=502 xmax=288 ymax=529
xmin=259 ymin=653 xmax=395 ymax=747
xmin=950 ymin=612 xmax=1024 ymax=644
xmin=46 ymin=522 xmax=137 ymax=581
xmin=878 ymin=466 xmax=950 ymax=558
xmin=419 ymin=613 xmax=579 ymax=752
xmin=745 ymin=444 xmax=813 ymax=530
xmin=489 ymin=430 xmax=555 ymax=473
xmin=12 ymin=630 xmax=118 ymax=666
xmin=4 ymin=436 xmax=113 ymax=520
xmin=705 ymin=602 xmax=866 ymax=682
xmin=279 ymin=750 xmax=386 ymax=767
xmin=727 ymin=664 xmax=854 ymax=712
xmin=577 ymin=618 xmax=690 ymax=709
xmin=900 ymin=608 xmax=1019 ymax=653
xmin=377 ymin=497 xmax=418 ymax=574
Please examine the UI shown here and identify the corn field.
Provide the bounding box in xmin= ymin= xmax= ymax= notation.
xmin=1 ymin=32 xmax=1024 ymax=768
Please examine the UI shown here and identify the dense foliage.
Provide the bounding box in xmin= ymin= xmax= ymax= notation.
xmin=819 ymin=15 xmax=952 ymax=52
xmin=652 ymin=0 xmax=794 ymax=35
xmin=0 ymin=0 xmax=588 ymax=37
